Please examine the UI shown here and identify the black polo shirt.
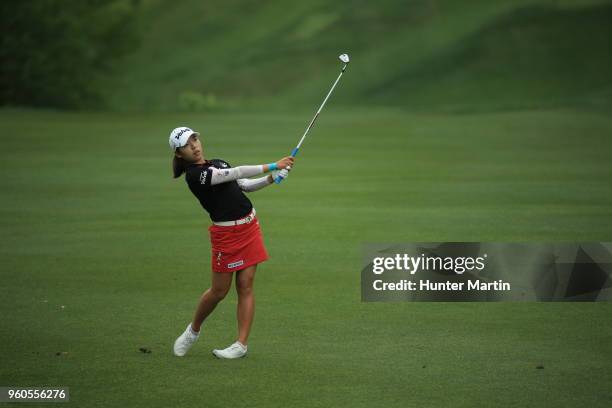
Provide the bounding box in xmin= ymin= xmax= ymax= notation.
xmin=185 ymin=159 xmax=253 ymax=222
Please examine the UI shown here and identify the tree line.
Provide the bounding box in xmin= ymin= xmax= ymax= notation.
xmin=0 ymin=0 xmax=140 ymax=108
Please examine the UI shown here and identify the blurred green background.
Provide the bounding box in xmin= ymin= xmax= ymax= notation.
xmin=3 ymin=0 xmax=612 ymax=112
xmin=1 ymin=1 xmax=612 ymax=407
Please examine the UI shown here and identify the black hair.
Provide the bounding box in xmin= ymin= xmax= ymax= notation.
xmin=172 ymin=156 xmax=188 ymax=178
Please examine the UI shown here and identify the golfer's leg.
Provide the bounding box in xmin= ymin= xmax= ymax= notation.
xmin=235 ymin=265 xmax=257 ymax=345
xmin=191 ymin=272 xmax=233 ymax=332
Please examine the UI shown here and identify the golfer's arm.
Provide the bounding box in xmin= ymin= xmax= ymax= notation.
xmin=209 ymin=165 xmax=269 ymax=186
xmin=237 ymin=176 xmax=273 ymax=192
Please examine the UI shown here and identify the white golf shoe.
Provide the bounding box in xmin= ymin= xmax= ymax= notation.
xmin=173 ymin=324 xmax=199 ymax=357
xmin=212 ymin=341 xmax=247 ymax=359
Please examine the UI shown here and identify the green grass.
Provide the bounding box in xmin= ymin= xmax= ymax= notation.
xmin=106 ymin=0 xmax=612 ymax=112
xmin=1 ymin=107 xmax=611 ymax=407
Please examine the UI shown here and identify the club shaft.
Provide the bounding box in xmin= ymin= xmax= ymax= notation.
xmin=294 ymin=64 xmax=347 ymax=152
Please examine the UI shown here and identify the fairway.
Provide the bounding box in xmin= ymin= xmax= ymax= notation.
xmin=1 ymin=108 xmax=611 ymax=407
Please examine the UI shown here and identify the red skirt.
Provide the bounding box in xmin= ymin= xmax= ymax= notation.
xmin=208 ymin=216 xmax=269 ymax=273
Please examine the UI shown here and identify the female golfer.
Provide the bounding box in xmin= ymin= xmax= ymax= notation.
xmin=169 ymin=126 xmax=293 ymax=359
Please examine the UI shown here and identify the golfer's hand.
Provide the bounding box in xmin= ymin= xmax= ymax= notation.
xmin=272 ymin=168 xmax=290 ymax=183
xmin=276 ymin=156 xmax=294 ymax=170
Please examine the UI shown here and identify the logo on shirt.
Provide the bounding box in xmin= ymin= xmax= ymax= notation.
xmin=227 ymin=260 xmax=244 ymax=269
xmin=200 ymin=170 xmax=208 ymax=184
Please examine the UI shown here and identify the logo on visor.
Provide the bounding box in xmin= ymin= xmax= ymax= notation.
xmin=174 ymin=128 xmax=190 ymax=140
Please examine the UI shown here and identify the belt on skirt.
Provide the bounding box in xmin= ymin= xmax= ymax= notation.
xmin=212 ymin=209 xmax=256 ymax=227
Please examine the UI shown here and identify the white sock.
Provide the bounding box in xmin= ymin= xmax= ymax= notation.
xmin=188 ymin=324 xmax=200 ymax=336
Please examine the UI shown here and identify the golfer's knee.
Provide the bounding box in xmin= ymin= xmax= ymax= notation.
xmin=210 ymin=287 xmax=229 ymax=301
xmin=236 ymin=282 xmax=253 ymax=297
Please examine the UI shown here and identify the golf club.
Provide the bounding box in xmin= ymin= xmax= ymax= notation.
xmin=275 ymin=53 xmax=350 ymax=184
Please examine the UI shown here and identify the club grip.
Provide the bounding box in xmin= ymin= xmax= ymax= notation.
xmin=274 ymin=148 xmax=299 ymax=184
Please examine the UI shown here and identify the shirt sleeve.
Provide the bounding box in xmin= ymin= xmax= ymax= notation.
xmin=186 ymin=166 xmax=214 ymax=188
xmin=236 ymin=176 xmax=272 ymax=192
xmin=209 ymin=165 xmax=265 ymax=185
xmin=186 ymin=159 xmax=266 ymax=187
